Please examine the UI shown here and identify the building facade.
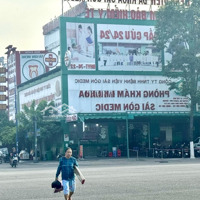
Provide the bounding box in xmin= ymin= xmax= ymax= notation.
xmin=17 ymin=4 xmax=200 ymax=159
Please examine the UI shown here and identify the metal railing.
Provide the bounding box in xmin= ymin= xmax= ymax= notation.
xmin=128 ymin=147 xmax=199 ymax=159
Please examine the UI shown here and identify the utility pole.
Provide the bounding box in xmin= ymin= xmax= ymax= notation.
xmin=14 ymin=76 xmax=18 ymax=155
xmin=126 ymin=113 xmax=129 ymax=159
xmin=34 ymin=116 xmax=38 ymax=163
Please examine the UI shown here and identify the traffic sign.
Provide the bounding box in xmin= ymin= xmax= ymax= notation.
xmin=0 ymin=76 xmax=7 ymax=83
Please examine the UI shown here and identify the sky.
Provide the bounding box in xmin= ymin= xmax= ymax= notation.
xmin=0 ymin=0 xmax=72 ymax=58
xmin=0 ymin=0 xmax=157 ymax=59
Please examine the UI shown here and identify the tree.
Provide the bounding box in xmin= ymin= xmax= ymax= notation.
xmin=0 ymin=111 xmax=16 ymax=148
xmin=154 ymin=0 xmax=200 ymax=158
xmin=17 ymin=100 xmax=62 ymax=159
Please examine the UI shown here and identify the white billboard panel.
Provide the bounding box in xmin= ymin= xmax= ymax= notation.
xmin=19 ymin=76 xmax=62 ymax=111
xmin=68 ymin=75 xmax=190 ymax=113
xmin=97 ymin=24 xmax=162 ymax=71
xmin=20 ymin=52 xmax=47 ymax=83
xmin=7 ymin=53 xmax=17 ymax=121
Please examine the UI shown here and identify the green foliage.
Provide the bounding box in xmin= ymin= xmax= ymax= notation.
xmin=154 ymin=0 xmax=200 ymax=103
xmin=0 ymin=111 xmax=16 ymax=146
xmin=17 ymin=100 xmax=62 ymax=150
xmin=1 ymin=126 xmax=16 ymax=145
xmin=154 ymin=0 xmax=200 ymax=141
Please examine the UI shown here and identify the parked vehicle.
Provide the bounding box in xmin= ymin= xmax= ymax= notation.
xmin=193 ymin=137 xmax=200 ymax=157
xmin=167 ymin=145 xmax=175 ymax=158
xmin=182 ymin=143 xmax=190 ymax=158
xmin=174 ymin=143 xmax=182 ymax=158
xmin=3 ymin=154 xmax=10 ymax=163
xmin=153 ymin=142 xmax=162 ymax=158
xmin=0 ymin=150 xmax=3 ymax=164
xmin=0 ymin=148 xmax=9 ymax=163
xmin=163 ymin=146 xmax=170 ymax=158
xmin=19 ymin=150 xmax=29 ymax=160
xmin=195 ymin=148 xmax=200 ymax=157
xmin=175 ymin=148 xmax=182 ymax=158
xmin=194 ymin=137 xmax=200 ymax=148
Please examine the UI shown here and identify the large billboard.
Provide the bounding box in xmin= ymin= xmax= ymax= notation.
xmin=68 ymin=75 xmax=190 ymax=113
xmin=60 ymin=18 xmax=163 ymax=72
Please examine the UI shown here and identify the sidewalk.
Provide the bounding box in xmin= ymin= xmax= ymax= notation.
xmin=78 ymin=156 xmax=200 ymax=166
xmin=18 ymin=156 xmax=200 ymax=167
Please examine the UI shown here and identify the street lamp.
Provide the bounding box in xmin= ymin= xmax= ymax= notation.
xmin=14 ymin=76 xmax=19 ymax=155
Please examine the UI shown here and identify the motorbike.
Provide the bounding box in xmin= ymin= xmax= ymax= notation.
xmin=174 ymin=143 xmax=182 ymax=158
xmin=153 ymin=142 xmax=162 ymax=158
xmin=182 ymin=143 xmax=190 ymax=158
xmin=167 ymin=145 xmax=175 ymax=158
xmin=163 ymin=146 xmax=170 ymax=158
xmin=175 ymin=148 xmax=182 ymax=158
xmin=10 ymin=155 xmax=18 ymax=167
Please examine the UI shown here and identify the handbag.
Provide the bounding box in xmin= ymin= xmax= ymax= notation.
xmin=51 ymin=180 xmax=63 ymax=193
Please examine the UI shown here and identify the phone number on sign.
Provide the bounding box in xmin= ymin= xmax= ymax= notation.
xmin=69 ymin=64 xmax=96 ymax=70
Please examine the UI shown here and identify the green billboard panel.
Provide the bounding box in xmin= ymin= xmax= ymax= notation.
xmin=60 ymin=17 xmax=161 ymax=72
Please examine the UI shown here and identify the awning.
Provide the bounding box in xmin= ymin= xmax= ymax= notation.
xmin=78 ymin=111 xmax=191 ymax=120
xmin=79 ymin=113 xmax=134 ymax=120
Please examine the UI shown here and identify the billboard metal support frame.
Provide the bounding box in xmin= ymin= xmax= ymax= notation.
xmin=126 ymin=112 xmax=130 ymax=159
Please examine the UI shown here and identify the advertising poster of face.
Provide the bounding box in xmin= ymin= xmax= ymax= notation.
xmin=66 ymin=22 xmax=96 ymax=70
xmin=97 ymin=24 xmax=162 ymax=71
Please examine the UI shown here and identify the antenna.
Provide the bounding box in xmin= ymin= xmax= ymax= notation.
xmin=149 ymin=3 xmax=152 ymax=11
xmin=65 ymin=0 xmax=77 ymax=17
xmin=104 ymin=3 xmax=110 ymax=18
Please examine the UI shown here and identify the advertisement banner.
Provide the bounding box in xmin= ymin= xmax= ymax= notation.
xmin=68 ymin=75 xmax=190 ymax=113
xmin=20 ymin=51 xmax=47 ymax=83
xmin=7 ymin=52 xmax=18 ymax=121
xmin=66 ymin=22 xmax=96 ymax=70
xmin=19 ymin=76 xmax=62 ymax=111
xmin=97 ymin=24 xmax=162 ymax=71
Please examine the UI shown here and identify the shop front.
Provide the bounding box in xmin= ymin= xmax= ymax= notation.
xmin=66 ymin=113 xmax=193 ymax=158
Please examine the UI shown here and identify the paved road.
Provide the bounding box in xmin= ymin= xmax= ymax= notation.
xmin=0 ymin=158 xmax=200 ymax=200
